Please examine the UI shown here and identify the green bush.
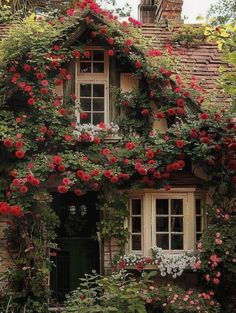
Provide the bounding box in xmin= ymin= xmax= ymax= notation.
xmin=63 ymin=271 xmax=221 ymax=313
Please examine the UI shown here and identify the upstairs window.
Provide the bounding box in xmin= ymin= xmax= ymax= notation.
xmin=76 ymin=48 xmax=109 ymax=125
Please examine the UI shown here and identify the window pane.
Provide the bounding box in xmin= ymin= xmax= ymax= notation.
xmin=132 ymin=199 xmax=141 ymax=215
xmin=196 ymin=216 xmax=202 ymax=232
xmin=93 ymin=84 xmax=104 ymax=97
xmin=171 ymin=217 xmax=183 ymax=232
xmin=156 ymin=217 xmax=168 ymax=232
xmin=80 ymin=84 xmax=91 ymax=97
xmin=93 ymin=50 xmax=104 ymax=61
xmin=171 ymin=199 xmax=183 ymax=215
xmin=156 ymin=199 xmax=168 ymax=215
xmin=132 ymin=235 xmax=141 ymax=250
xmin=196 ymin=199 xmax=202 ymax=215
xmin=93 ymin=62 xmax=104 ymax=73
xmin=80 ymin=98 xmax=91 ymax=111
xmin=132 ymin=217 xmax=141 ymax=233
xmin=171 ymin=235 xmax=183 ymax=249
xmin=156 ymin=234 xmax=169 ymax=249
xmin=196 ymin=234 xmax=202 ymax=242
xmin=93 ymin=113 xmax=104 ymax=125
xmin=80 ymin=62 xmax=91 ymax=73
xmin=93 ymin=99 xmax=104 ymax=111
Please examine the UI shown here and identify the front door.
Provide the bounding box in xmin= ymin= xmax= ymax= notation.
xmin=50 ymin=191 xmax=100 ymax=301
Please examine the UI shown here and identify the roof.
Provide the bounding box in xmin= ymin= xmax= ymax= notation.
xmin=141 ymin=22 xmax=231 ymax=107
xmin=0 ymin=17 xmax=231 ymax=108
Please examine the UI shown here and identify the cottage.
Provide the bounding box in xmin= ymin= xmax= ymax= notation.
xmin=0 ymin=0 xmax=235 ymax=311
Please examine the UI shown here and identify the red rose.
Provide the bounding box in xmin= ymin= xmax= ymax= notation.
xmin=23 ymin=64 xmax=31 ymax=72
xmin=111 ymin=176 xmax=119 ymax=183
xmin=176 ymin=139 xmax=185 ymax=149
xmin=135 ymin=60 xmax=142 ymax=69
xmin=80 ymin=112 xmax=89 ymax=120
xmin=125 ymin=142 xmax=135 ymax=150
xmin=167 ymin=108 xmax=176 ymax=115
xmin=74 ymin=189 xmax=83 ymax=196
xmin=108 ymin=49 xmax=114 ymax=56
xmin=73 ymin=49 xmax=80 ymax=59
xmin=93 ymin=137 xmax=101 ymax=144
xmin=11 ymin=205 xmax=23 ymax=217
xmin=27 ymin=98 xmax=35 ymax=105
xmin=0 ymin=202 xmax=10 ymax=214
xmin=36 ymin=72 xmax=45 ymax=80
xmin=53 ymin=155 xmax=62 ymax=165
xmin=3 ymin=138 xmax=13 ymax=148
xmin=15 ymin=150 xmax=25 ymax=158
xmin=200 ymin=112 xmax=209 ymax=120
xmin=102 ymin=148 xmax=110 ymax=156
xmin=19 ymin=186 xmax=28 ymax=193
xmin=58 ymin=185 xmax=68 ymax=193
xmin=141 ymin=109 xmax=149 ymax=116
xmin=155 ymin=112 xmax=165 ymax=119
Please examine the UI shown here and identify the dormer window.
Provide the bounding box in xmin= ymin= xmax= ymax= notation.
xmin=76 ymin=48 xmax=109 ymax=125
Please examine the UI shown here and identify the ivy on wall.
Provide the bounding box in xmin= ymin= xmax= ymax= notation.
xmin=0 ymin=1 xmax=235 ymax=312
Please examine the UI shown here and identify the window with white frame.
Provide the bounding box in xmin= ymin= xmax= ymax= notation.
xmin=195 ymin=198 xmax=204 ymax=242
xmin=130 ymin=198 xmax=143 ymax=252
xmin=76 ymin=49 xmax=109 ymax=125
xmin=127 ymin=190 xmax=206 ymax=255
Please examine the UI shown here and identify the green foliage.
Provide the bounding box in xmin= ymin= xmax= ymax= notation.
xmin=205 ymin=23 xmax=236 ymax=112
xmin=207 ymin=0 xmax=236 ymax=25
xmin=63 ymin=271 xmax=221 ymax=313
xmin=172 ymin=25 xmax=206 ymax=48
xmin=98 ymin=189 xmax=129 ymax=254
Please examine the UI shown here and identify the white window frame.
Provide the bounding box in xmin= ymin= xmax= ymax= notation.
xmin=128 ymin=197 xmax=144 ymax=255
xmin=75 ymin=47 xmax=109 ymax=125
xmin=126 ymin=188 xmax=206 ymax=256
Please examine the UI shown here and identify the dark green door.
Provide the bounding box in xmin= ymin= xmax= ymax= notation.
xmin=50 ymin=192 xmax=100 ymax=301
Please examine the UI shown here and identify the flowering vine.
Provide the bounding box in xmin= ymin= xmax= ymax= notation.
xmin=0 ymin=0 xmax=235 ymax=311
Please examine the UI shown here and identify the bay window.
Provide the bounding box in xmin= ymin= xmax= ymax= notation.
xmin=127 ymin=189 xmax=206 ymax=255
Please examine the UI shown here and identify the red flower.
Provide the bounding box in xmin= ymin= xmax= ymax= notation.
xmin=167 ymin=108 xmax=176 ymax=115
xmin=124 ymin=39 xmax=133 ymax=46
xmin=104 ymin=170 xmax=112 ymax=178
xmin=83 ymin=51 xmax=91 ymax=59
xmin=15 ymin=150 xmax=25 ymax=158
xmin=53 ymin=45 xmax=60 ymax=51
xmin=200 ymin=112 xmax=209 ymax=120
xmin=80 ymin=112 xmax=89 ymax=120
xmin=141 ymin=109 xmax=149 ymax=116
xmin=3 ymin=138 xmax=13 ymax=148
xmin=62 ymin=178 xmax=71 ymax=185
xmin=0 ymin=202 xmax=10 ymax=214
xmin=125 ymin=142 xmax=135 ymax=150
xmin=74 ymin=189 xmax=83 ymax=196
xmin=53 ymin=155 xmax=62 ymax=165
xmin=81 ymin=173 xmax=90 ymax=182
xmin=93 ymin=137 xmax=101 ymax=144
xmin=154 ymin=171 xmax=161 ymax=179
xmin=107 ymin=37 xmax=115 ymax=45
xmin=10 ymin=205 xmax=23 ymax=217
xmin=135 ymin=60 xmax=142 ymax=69
xmin=177 ymin=98 xmax=185 ymax=107
xmin=19 ymin=186 xmax=28 ymax=193
xmin=15 ymin=141 xmax=24 ymax=149
xmin=58 ymin=185 xmax=68 ymax=193
xmin=119 ymin=259 xmax=126 ymax=269
xmin=27 ymin=98 xmax=35 ymax=105
xmin=155 ymin=112 xmax=165 ymax=119
xmin=176 ymin=139 xmax=185 ymax=149
xmin=102 ymin=148 xmax=110 ymax=156
xmin=73 ymin=49 xmax=80 ymax=59
xmin=23 ymin=64 xmax=31 ymax=72
xmin=67 ymin=8 xmax=75 ymax=16
xmin=146 ymin=150 xmax=154 ymax=159
xmin=31 ymin=178 xmax=40 ymax=186
xmin=36 ymin=72 xmax=45 ymax=80
xmin=111 ymin=176 xmax=119 ymax=183
xmin=107 ymin=49 xmax=114 ymax=56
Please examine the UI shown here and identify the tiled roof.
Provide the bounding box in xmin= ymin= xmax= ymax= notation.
xmin=141 ymin=22 xmax=231 ymax=107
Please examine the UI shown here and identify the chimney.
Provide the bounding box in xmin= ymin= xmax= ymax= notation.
xmin=155 ymin=0 xmax=183 ymax=22
xmin=139 ymin=0 xmax=183 ymax=24
xmin=138 ymin=0 xmax=157 ymax=24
